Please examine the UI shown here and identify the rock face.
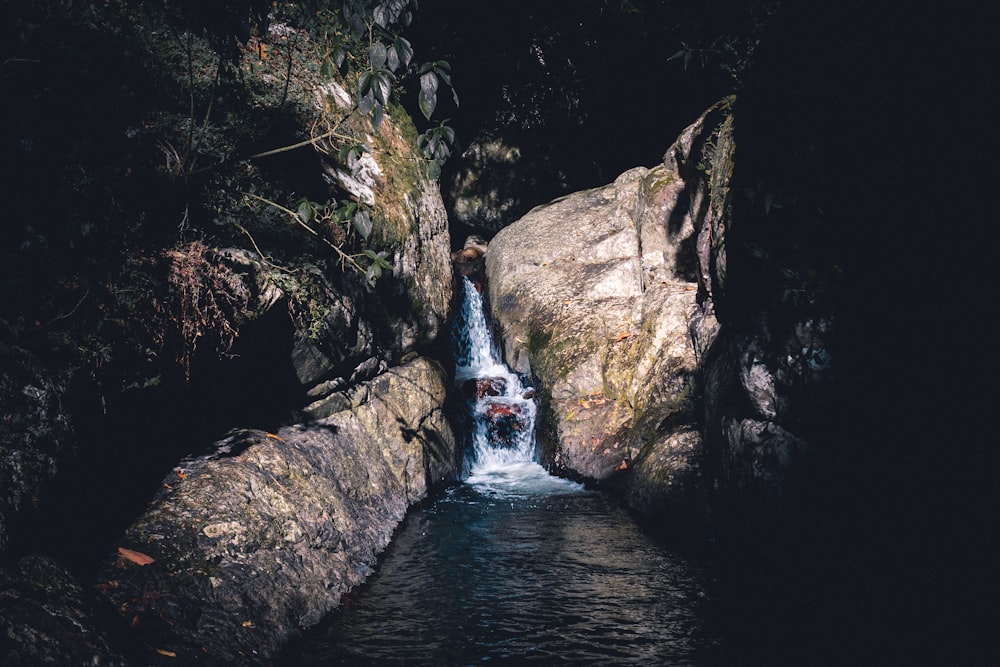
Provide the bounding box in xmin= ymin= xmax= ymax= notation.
xmin=0 ymin=6 xmax=458 ymax=664
xmin=485 ymin=104 xmax=733 ymax=522
xmin=487 ymin=98 xmax=837 ymax=537
xmin=95 ymin=357 xmax=457 ymax=665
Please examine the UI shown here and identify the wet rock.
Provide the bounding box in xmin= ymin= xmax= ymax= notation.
xmin=452 ymin=246 xmax=485 ymax=274
xmin=482 ymin=399 xmax=528 ymax=449
xmin=95 ymin=357 xmax=458 ymax=665
xmin=462 ymin=376 xmax=508 ymax=399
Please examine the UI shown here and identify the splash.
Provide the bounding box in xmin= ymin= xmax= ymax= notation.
xmin=452 ymin=277 xmax=583 ymax=497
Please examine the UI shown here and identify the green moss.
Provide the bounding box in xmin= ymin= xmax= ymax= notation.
xmin=369 ymin=104 xmax=429 ymax=248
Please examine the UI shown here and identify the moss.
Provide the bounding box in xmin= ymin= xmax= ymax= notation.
xmin=369 ymin=103 xmax=431 ymax=248
xmin=642 ymin=166 xmax=679 ymax=198
xmin=527 ymin=329 xmax=553 ymax=356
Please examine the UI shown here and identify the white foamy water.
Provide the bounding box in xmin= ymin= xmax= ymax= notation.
xmin=452 ymin=277 xmax=585 ymax=496
xmin=465 ymin=460 xmax=585 ymax=497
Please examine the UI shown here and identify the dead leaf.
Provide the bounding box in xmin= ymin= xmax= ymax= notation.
xmin=155 ymin=649 xmax=177 ymax=657
xmin=241 ymin=620 xmax=254 ymax=627
xmin=614 ymin=331 xmax=632 ymax=342
xmin=265 ymin=432 xmax=286 ymax=443
xmin=130 ymin=614 xmax=140 ymax=628
xmin=175 ymin=469 xmax=187 ymax=479
xmin=118 ymin=547 xmax=155 ymax=566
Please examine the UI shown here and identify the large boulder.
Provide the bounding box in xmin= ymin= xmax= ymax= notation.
xmin=485 ymin=104 xmax=733 ymax=519
xmin=486 ymin=98 xmax=836 ymax=534
xmin=95 ymin=357 xmax=458 ymax=665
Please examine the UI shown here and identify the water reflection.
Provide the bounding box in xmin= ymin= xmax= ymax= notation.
xmin=282 ymin=484 xmax=722 ymax=666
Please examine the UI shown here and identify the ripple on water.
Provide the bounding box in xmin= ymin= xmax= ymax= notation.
xmin=283 ymin=480 xmax=723 ymax=667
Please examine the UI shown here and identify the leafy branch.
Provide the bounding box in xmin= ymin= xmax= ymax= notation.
xmin=241 ymin=192 xmax=392 ymax=287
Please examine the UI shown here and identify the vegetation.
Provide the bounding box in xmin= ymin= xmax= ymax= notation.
xmin=0 ymin=0 xmax=454 ymax=386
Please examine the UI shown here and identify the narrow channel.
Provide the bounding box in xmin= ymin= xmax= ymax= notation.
xmin=280 ymin=279 xmax=725 ymax=665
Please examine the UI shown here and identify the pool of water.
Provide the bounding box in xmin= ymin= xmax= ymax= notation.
xmin=280 ymin=462 xmax=725 ymax=666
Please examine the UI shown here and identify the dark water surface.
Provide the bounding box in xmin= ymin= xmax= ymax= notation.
xmin=281 ymin=476 xmax=725 ymax=666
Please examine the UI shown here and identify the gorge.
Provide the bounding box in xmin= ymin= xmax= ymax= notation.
xmin=1 ymin=1 xmax=992 ymax=665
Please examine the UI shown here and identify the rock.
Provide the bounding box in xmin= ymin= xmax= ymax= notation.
xmin=0 ymin=7 xmax=456 ymax=664
xmin=484 ymin=97 xmax=840 ymax=541
xmin=0 ymin=555 xmax=128 ymax=666
xmin=94 ymin=357 xmax=458 ymax=665
xmin=701 ymin=317 xmax=834 ymax=506
xmin=462 ymin=376 xmax=507 ymax=399
xmin=625 ymin=426 xmax=710 ymax=533
xmin=482 ymin=399 xmax=528 ymax=449
xmin=485 ymin=104 xmax=728 ymax=490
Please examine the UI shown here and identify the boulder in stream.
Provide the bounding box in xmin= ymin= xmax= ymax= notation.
xmin=485 ymin=104 xmax=732 ymax=519
xmin=94 ymin=357 xmax=458 ymax=665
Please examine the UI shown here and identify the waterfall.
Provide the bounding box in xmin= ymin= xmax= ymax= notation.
xmin=452 ymin=277 xmax=582 ymax=496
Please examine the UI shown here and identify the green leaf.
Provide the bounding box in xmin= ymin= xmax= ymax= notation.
xmin=387 ymin=45 xmax=400 ymax=72
xmin=320 ymin=56 xmax=333 ymax=80
xmin=359 ymin=90 xmax=376 ymax=115
xmin=358 ymin=70 xmax=373 ymax=97
xmin=420 ymin=71 xmax=439 ymax=94
xmin=352 ymin=209 xmax=373 ymax=238
xmin=297 ymin=200 xmax=314 ymax=224
xmin=418 ymin=71 xmax=438 ymax=120
xmin=394 ymin=36 xmax=413 ymax=67
xmin=349 ymin=12 xmax=366 ymax=39
xmin=333 ymin=44 xmax=347 ymax=69
xmin=418 ymin=89 xmax=435 ymax=121
xmin=369 ymin=42 xmax=387 ymax=69
xmin=372 ymin=70 xmax=392 ymax=105
xmin=372 ymin=102 xmax=385 ymax=129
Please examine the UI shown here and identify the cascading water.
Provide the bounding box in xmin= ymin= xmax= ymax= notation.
xmin=452 ymin=277 xmax=581 ymax=496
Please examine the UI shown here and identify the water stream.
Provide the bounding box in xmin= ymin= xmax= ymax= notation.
xmin=281 ymin=278 xmax=724 ymax=665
